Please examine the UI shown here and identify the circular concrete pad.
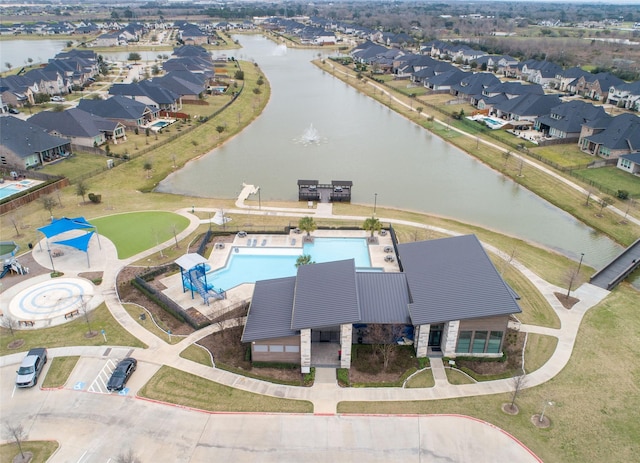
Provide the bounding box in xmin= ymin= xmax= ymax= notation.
xmin=8 ymin=277 xmax=94 ymax=323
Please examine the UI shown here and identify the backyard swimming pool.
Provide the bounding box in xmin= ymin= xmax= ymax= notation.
xmin=207 ymin=238 xmax=374 ymax=290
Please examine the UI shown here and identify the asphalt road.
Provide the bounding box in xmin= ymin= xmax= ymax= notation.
xmin=1 ymin=361 xmax=540 ymax=463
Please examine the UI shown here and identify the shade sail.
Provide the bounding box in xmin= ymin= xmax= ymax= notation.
xmin=53 ymin=231 xmax=95 ymax=253
xmin=38 ymin=217 xmax=95 ymax=239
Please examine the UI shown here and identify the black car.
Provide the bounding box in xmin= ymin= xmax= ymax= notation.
xmin=106 ymin=358 xmax=137 ymax=392
xmin=8 ymin=108 xmax=19 ymax=114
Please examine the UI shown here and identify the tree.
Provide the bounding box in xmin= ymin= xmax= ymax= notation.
xmin=123 ymin=8 xmax=134 ymax=19
xmin=127 ymin=52 xmax=141 ymax=64
xmin=362 ymin=216 xmax=381 ymax=242
xmin=27 ymin=57 xmax=33 ymax=66
xmin=295 ymin=254 xmax=315 ymax=267
xmin=234 ymin=70 xmax=244 ymax=80
xmin=3 ymin=422 xmax=27 ymax=460
xmin=0 ymin=314 xmax=18 ymax=338
xmin=584 ymin=188 xmax=595 ymax=207
xmin=80 ymin=297 xmax=96 ymax=336
xmin=7 ymin=212 xmax=22 ymax=237
xmin=41 ymin=195 xmax=57 ymax=216
xmin=143 ymin=161 xmax=153 ymax=178
xmin=298 ymin=216 xmax=317 ymax=238
xmin=503 ymin=150 xmax=511 ymax=169
xmin=111 ymin=10 xmax=119 ymax=20
xmin=368 ymin=324 xmax=401 ymax=370
xmin=216 ymin=125 xmax=225 ymax=138
xmin=506 ymin=374 xmax=527 ymax=413
xmin=5 ymin=62 xmax=11 ymax=71
xmin=597 ymin=197 xmax=613 ymax=217
xmin=76 ymin=181 xmax=89 ymax=203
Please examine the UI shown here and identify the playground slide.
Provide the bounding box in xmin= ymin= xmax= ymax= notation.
xmin=0 ymin=266 xmax=9 ymax=279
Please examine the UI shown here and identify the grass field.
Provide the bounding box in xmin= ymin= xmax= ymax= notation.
xmin=91 ymin=211 xmax=190 ymax=259
xmin=139 ymin=366 xmax=313 ymax=413
xmin=0 ymin=303 xmax=146 ymax=356
xmin=572 ymin=166 xmax=640 ymax=198
xmin=0 ymin=441 xmax=59 ymax=463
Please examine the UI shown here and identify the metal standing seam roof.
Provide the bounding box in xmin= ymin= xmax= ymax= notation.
xmin=291 ymin=259 xmax=361 ymax=330
xmin=356 ymin=272 xmax=411 ymax=324
xmin=175 ymin=253 xmax=208 ymax=270
xmin=242 ymin=277 xmax=299 ymax=343
xmin=398 ymin=234 xmax=521 ymax=325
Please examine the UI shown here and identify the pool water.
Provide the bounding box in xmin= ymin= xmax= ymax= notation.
xmin=0 ymin=185 xmax=22 ymax=200
xmin=152 ymin=121 xmax=169 ymax=128
xmin=207 ymin=238 xmax=372 ymax=290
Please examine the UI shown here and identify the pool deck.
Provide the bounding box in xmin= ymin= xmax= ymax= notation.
xmin=158 ymin=229 xmax=399 ymax=321
xmin=0 ymin=177 xmax=43 ymax=200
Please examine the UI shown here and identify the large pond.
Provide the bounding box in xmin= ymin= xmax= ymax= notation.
xmin=0 ymin=38 xmax=629 ymax=273
xmin=158 ymin=35 xmax=624 ymax=270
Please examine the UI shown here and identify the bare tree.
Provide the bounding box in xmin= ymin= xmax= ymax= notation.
xmin=584 ymin=188 xmax=595 ymax=207
xmin=503 ymin=150 xmax=512 ymax=169
xmin=368 ymin=324 xmax=402 ymax=370
xmin=597 ymin=197 xmax=614 ymax=217
xmin=115 ymin=448 xmax=141 ymax=463
xmin=507 ymin=374 xmax=527 ymax=413
xmin=0 ymin=313 xmax=19 ymax=337
xmin=41 ymin=195 xmax=57 ymax=216
xmin=4 ymin=422 xmax=28 ymax=460
xmin=7 ymin=212 xmax=22 ymax=237
xmin=171 ymin=224 xmax=180 ymax=249
xmin=76 ymin=181 xmax=89 ymax=204
xmin=80 ymin=297 xmax=95 ymax=336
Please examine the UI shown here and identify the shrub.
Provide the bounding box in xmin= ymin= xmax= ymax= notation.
xmin=617 ymin=189 xmax=629 ymax=200
xmin=88 ymin=193 xmax=102 ymax=204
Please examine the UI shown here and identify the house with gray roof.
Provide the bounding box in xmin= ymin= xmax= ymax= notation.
xmin=423 ymin=69 xmax=469 ymax=92
xmin=0 ymin=116 xmax=71 ymax=168
xmin=77 ymin=95 xmax=159 ymax=130
xmin=28 ymin=108 xmax=126 ymax=147
xmin=109 ymin=81 xmax=182 ymax=111
xmin=617 ymin=152 xmax=640 ymax=175
xmin=606 ymin=80 xmax=640 ymax=111
xmin=152 ymin=71 xmax=207 ymax=101
xmin=242 ymin=234 xmax=521 ymax=370
xmin=573 ymin=72 xmax=624 ymax=102
xmin=579 ymin=113 xmax=640 ymax=159
xmin=492 ymin=93 xmax=561 ymax=123
xmin=535 ymin=100 xmax=607 ymax=141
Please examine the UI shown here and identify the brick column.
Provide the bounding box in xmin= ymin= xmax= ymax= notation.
xmin=340 ymin=324 xmax=353 ymax=369
xmin=300 ymin=329 xmax=311 ymax=369
xmin=441 ymin=320 xmax=460 ymax=356
xmin=414 ymin=324 xmax=430 ymax=358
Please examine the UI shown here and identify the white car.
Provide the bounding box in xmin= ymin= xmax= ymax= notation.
xmin=51 ymin=96 xmax=65 ymax=102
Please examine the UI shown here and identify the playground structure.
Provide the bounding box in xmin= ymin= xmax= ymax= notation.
xmin=1 ymin=257 xmax=28 ymax=278
xmin=175 ymin=253 xmax=226 ymax=305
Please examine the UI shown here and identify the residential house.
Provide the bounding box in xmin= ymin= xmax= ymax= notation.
xmin=95 ymin=31 xmax=121 ymax=47
xmin=77 ymin=95 xmax=159 ymax=130
xmin=242 ymin=235 xmax=521 ymax=369
xmin=152 ymin=71 xmax=207 ymax=102
xmin=22 ymin=68 xmax=67 ymax=95
xmin=350 ymin=41 xmax=390 ymax=65
xmin=573 ymin=72 xmax=624 ymax=101
xmin=616 ymin=153 xmax=640 ymax=175
xmin=606 ymin=80 xmax=640 ymax=111
xmin=424 ymin=69 xmax=469 ymax=92
xmin=553 ymin=66 xmax=592 ymax=92
xmin=535 ymin=100 xmax=607 ymax=140
xmin=410 ymin=61 xmax=456 ymax=85
xmin=0 ymin=116 xmax=71 ymax=168
xmin=449 ymin=72 xmax=500 ymax=104
xmin=519 ymin=60 xmax=562 ymax=86
xmin=579 ymin=113 xmax=640 ymax=159
xmin=28 ymin=108 xmax=126 ymax=147
xmin=492 ymin=93 xmax=561 ymax=122
xmin=180 ymin=23 xmax=210 ymax=46
xmin=0 ymin=75 xmax=36 ymax=107
xmin=109 ymin=81 xmax=182 ymax=112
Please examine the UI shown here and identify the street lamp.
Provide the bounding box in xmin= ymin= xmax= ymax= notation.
xmin=374 ymin=193 xmax=378 ymax=216
xmin=539 ymin=401 xmax=554 ymax=423
xmin=47 ymin=248 xmax=56 ymax=274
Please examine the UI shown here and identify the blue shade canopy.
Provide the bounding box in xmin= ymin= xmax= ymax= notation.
xmin=54 ymin=231 xmax=95 ymax=253
xmin=38 ymin=217 xmax=95 ymax=239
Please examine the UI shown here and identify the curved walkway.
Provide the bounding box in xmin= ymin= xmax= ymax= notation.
xmin=2 ymin=198 xmax=610 ymax=417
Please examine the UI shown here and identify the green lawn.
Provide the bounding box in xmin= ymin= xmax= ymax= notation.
xmin=572 ymin=166 xmax=640 ymax=198
xmin=39 ymin=152 xmax=111 ymax=184
xmin=0 ymin=303 xmax=145 ymax=356
xmin=91 ymin=211 xmax=190 ymax=259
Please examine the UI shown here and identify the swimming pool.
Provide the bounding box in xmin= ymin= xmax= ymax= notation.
xmin=151 ymin=121 xmax=169 ymax=128
xmin=0 ymin=184 xmax=22 ymax=200
xmin=207 ymin=238 xmax=373 ymax=290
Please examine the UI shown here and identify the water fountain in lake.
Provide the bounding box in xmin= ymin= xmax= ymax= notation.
xmin=295 ymin=123 xmax=324 ymax=146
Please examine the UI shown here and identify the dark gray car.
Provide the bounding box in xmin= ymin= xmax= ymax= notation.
xmin=107 ymin=358 xmax=137 ymax=392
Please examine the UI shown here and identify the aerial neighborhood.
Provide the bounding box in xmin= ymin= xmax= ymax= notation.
xmin=0 ymin=2 xmax=639 ymax=462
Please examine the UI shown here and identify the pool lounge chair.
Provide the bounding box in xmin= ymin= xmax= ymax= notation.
xmin=291 ymin=238 xmax=296 ymax=246
xmin=252 ymin=239 xmax=257 ymax=247
xmin=261 ymin=239 xmax=267 ymax=246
